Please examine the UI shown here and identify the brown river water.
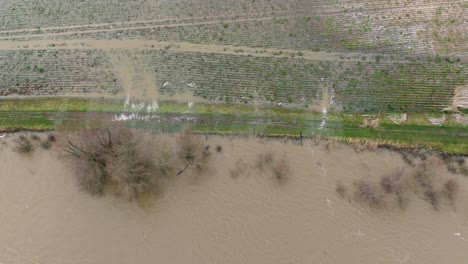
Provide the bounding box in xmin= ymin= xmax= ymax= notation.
xmin=0 ymin=135 xmax=467 ymax=264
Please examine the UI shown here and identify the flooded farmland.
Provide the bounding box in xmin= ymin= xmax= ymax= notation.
xmin=0 ymin=0 xmax=467 ymax=262
xmin=1 ymin=135 xmax=467 ymax=264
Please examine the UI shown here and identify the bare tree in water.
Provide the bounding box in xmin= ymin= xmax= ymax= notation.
xmin=175 ymin=128 xmax=209 ymax=175
xmin=59 ymin=125 xmax=159 ymax=199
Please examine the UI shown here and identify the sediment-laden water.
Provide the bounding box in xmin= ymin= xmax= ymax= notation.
xmin=0 ymin=135 xmax=467 ymax=264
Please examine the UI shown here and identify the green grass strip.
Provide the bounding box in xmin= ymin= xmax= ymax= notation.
xmin=0 ymin=97 xmax=466 ymax=154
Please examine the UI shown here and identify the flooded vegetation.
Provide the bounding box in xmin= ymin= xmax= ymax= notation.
xmin=0 ymin=0 xmax=466 ymax=263
xmin=1 ymin=131 xmax=468 ymax=263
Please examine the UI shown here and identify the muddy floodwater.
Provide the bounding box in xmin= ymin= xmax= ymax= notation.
xmin=0 ymin=135 xmax=467 ymax=264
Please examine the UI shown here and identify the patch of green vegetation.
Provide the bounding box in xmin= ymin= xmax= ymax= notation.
xmin=0 ymin=98 xmax=466 ymax=154
xmin=0 ymin=98 xmax=123 ymax=112
xmin=0 ymin=116 xmax=53 ymax=131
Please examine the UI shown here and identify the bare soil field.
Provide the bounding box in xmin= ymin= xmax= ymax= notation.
xmin=1 ymin=133 xmax=468 ymax=264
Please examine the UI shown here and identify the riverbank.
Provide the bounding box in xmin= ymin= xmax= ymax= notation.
xmin=0 ymin=97 xmax=467 ymax=154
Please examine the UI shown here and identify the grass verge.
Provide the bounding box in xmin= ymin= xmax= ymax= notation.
xmin=0 ymin=97 xmax=466 ymax=154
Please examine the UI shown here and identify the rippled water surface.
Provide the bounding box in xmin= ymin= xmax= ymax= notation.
xmin=0 ymin=136 xmax=467 ymax=264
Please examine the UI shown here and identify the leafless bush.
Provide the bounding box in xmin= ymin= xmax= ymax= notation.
xmin=47 ymin=134 xmax=56 ymax=143
xmin=175 ymin=128 xmax=208 ymax=175
xmin=353 ymin=180 xmax=385 ymax=207
xmin=381 ymin=168 xmax=404 ymax=193
xmin=59 ymin=126 xmax=159 ymax=198
xmin=107 ymin=132 xmax=157 ymax=199
xmin=255 ymin=151 xmax=274 ymax=170
xmin=73 ymin=156 xmax=107 ymax=195
xmin=152 ymin=138 xmax=174 ymax=176
xmin=455 ymin=157 xmax=465 ymax=166
xmin=229 ymin=159 xmax=249 ymax=178
xmin=60 ymin=127 xmax=116 ymax=196
xmin=40 ymin=140 xmax=52 ymax=150
xmin=412 ymin=166 xmax=434 ymax=191
xmin=271 ymin=157 xmax=290 ymax=182
xmin=336 ymin=182 xmax=347 ymax=198
xmin=446 ymin=162 xmax=460 ymax=174
xmin=424 ymin=190 xmax=440 ymax=210
xmin=30 ymin=134 xmax=40 ymax=141
xmin=442 ymin=179 xmax=460 ymax=205
xmin=401 ymin=152 xmax=416 ymax=167
xmin=13 ymin=135 xmax=34 ymax=154
xmin=410 ymin=164 xmax=445 ymax=210
xmin=400 ymin=149 xmax=432 ymax=166
xmin=413 ymin=149 xmax=430 ymax=161
xmin=40 ymin=133 xmax=56 ymax=150
xmin=343 ymin=160 xmax=462 ymax=211
xmin=441 ymin=155 xmax=466 ymax=174
xmin=176 ymin=128 xmax=204 ymax=162
xmin=216 ymin=145 xmax=223 ymax=153
xmin=396 ymin=192 xmax=410 ymax=210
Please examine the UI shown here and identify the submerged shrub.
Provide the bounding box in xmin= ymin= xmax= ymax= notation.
xmin=13 ymin=135 xmax=34 ymax=154
xmin=396 ymin=192 xmax=410 ymax=210
xmin=47 ymin=134 xmax=56 ymax=143
xmin=74 ymin=157 xmax=107 ymax=196
xmin=30 ymin=134 xmax=40 ymax=141
xmin=107 ymin=132 xmax=158 ymax=199
xmin=424 ymin=190 xmax=440 ymax=210
xmin=271 ymin=157 xmax=290 ymax=182
xmin=381 ymin=168 xmax=403 ymax=193
xmin=176 ymin=128 xmax=207 ymax=169
xmin=216 ymin=145 xmax=223 ymax=153
xmin=60 ymin=126 xmax=159 ymax=198
xmin=40 ymin=133 xmax=56 ymax=150
xmin=40 ymin=140 xmax=52 ymax=150
xmin=229 ymin=159 xmax=249 ymax=179
xmin=443 ymin=179 xmax=460 ymax=205
xmin=353 ymin=180 xmax=385 ymax=207
xmin=335 ymin=182 xmax=347 ymax=198
xmin=412 ymin=166 xmax=434 ymax=191
xmin=442 ymin=155 xmax=466 ymax=175
xmin=255 ymin=151 xmax=274 ymax=170
xmin=153 ymin=139 xmax=174 ymax=176
xmin=411 ymin=164 xmax=441 ymax=209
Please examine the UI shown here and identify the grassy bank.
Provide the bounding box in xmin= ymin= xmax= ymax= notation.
xmin=0 ymin=97 xmax=466 ymax=154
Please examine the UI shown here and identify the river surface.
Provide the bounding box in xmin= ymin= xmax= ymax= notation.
xmin=0 ymin=135 xmax=467 ymax=264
